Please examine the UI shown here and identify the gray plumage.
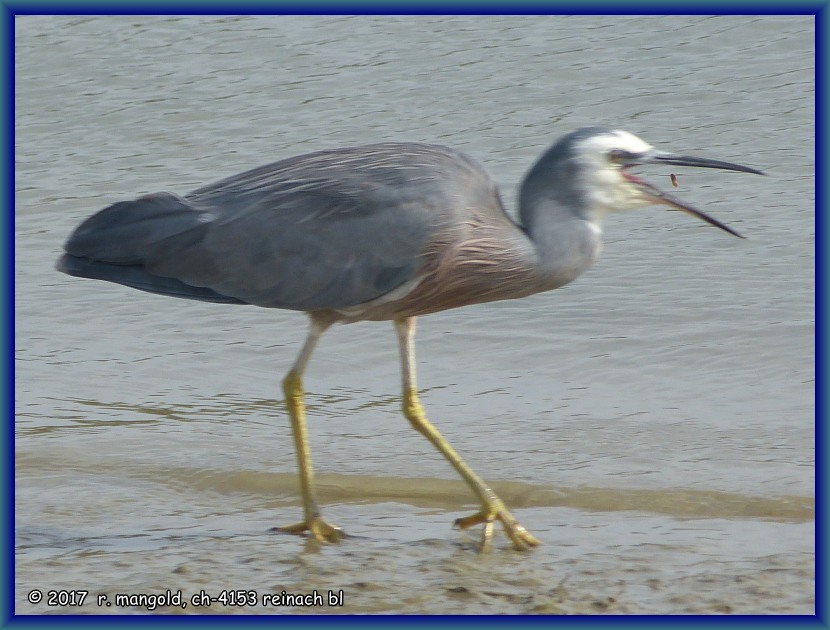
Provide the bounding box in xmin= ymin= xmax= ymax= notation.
xmin=63 ymin=145 xmax=488 ymax=309
xmin=59 ymin=140 xmax=562 ymax=320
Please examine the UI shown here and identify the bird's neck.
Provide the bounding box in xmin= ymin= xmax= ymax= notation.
xmin=518 ymin=187 xmax=604 ymax=292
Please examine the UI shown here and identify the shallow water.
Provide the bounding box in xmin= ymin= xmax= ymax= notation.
xmin=15 ymin=15 xmax=814 ymax=614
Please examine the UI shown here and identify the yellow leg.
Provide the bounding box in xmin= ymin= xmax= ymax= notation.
xmin=395 ymin=318 xmax=541 ymax=551
xmin=275 ymin=319 xmax=342 ymax=542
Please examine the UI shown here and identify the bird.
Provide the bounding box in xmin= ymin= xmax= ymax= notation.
xmin=56 ymin=127 xmax=763 ymax=551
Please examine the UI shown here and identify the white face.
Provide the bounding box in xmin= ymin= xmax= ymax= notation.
xmin=573 ymin=130 xmax=655 ymax=216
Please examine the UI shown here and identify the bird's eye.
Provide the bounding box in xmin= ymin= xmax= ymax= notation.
xmin=608 ymin=149 xmax=635 ymax=164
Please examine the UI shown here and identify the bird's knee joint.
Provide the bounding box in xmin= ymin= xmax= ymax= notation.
xmin=401 ymin=395 xmax=431 ymax=436
xmin=283 ymin=371 xmax=303 ymax=399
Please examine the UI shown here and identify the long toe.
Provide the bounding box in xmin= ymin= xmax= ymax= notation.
xmin=275 ymin=516 xmax=344 ymax=542
xmin=497 ymin=514 xmax=541 ymax=551
xmin=454 ymin=506 xmax=540 ymax=551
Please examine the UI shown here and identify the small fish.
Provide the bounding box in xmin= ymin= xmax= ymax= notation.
xmin=670 ymin=173 xmax=679 ymax=188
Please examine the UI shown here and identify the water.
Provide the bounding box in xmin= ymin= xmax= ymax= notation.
xmin=15 ymin=15 xmax=813 ymax=614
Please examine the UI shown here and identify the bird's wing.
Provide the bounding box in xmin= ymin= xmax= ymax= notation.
xmin=62 ymin=143 xmax=496 ymax=311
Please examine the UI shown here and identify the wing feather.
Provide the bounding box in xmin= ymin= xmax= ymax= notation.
xmin=60 ymin=143 xmax=498 ymax=311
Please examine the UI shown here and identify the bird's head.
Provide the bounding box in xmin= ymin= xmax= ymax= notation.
xmin=525 ymin=127 xmax=764 ymax=238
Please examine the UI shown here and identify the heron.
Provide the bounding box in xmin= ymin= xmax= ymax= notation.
xmin=56 ymin=127 xmax=763 ymax=551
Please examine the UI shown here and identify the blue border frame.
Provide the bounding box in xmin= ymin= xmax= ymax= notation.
xmin=1 ymin=1 xmax=828 ymax=14
xmin=3 ymin=0 xmax=13 ymax=625
xmin=815 ymin=2 xmax=825 ymax=625
xmin=4 ymin=3 xmax=823 ymax=626
xmin=2 ymin=3 xmax=9 ymax=628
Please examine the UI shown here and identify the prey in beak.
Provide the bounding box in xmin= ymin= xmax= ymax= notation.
xmin=618 ymin=150 xmax=765 ymax=239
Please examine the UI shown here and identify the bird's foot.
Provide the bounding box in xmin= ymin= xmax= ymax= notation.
xmin=454 ymin=502 xmax=541 ymax=551
xmin=274 ymin=516 xmax=344 ymax=542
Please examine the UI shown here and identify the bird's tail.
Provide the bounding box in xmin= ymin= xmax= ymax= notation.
xmin=56 ymin=192 xmax=244 ymax=304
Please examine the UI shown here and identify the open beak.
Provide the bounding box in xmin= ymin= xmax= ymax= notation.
xmin=622 ymin=151 xmax=764 ymax=239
